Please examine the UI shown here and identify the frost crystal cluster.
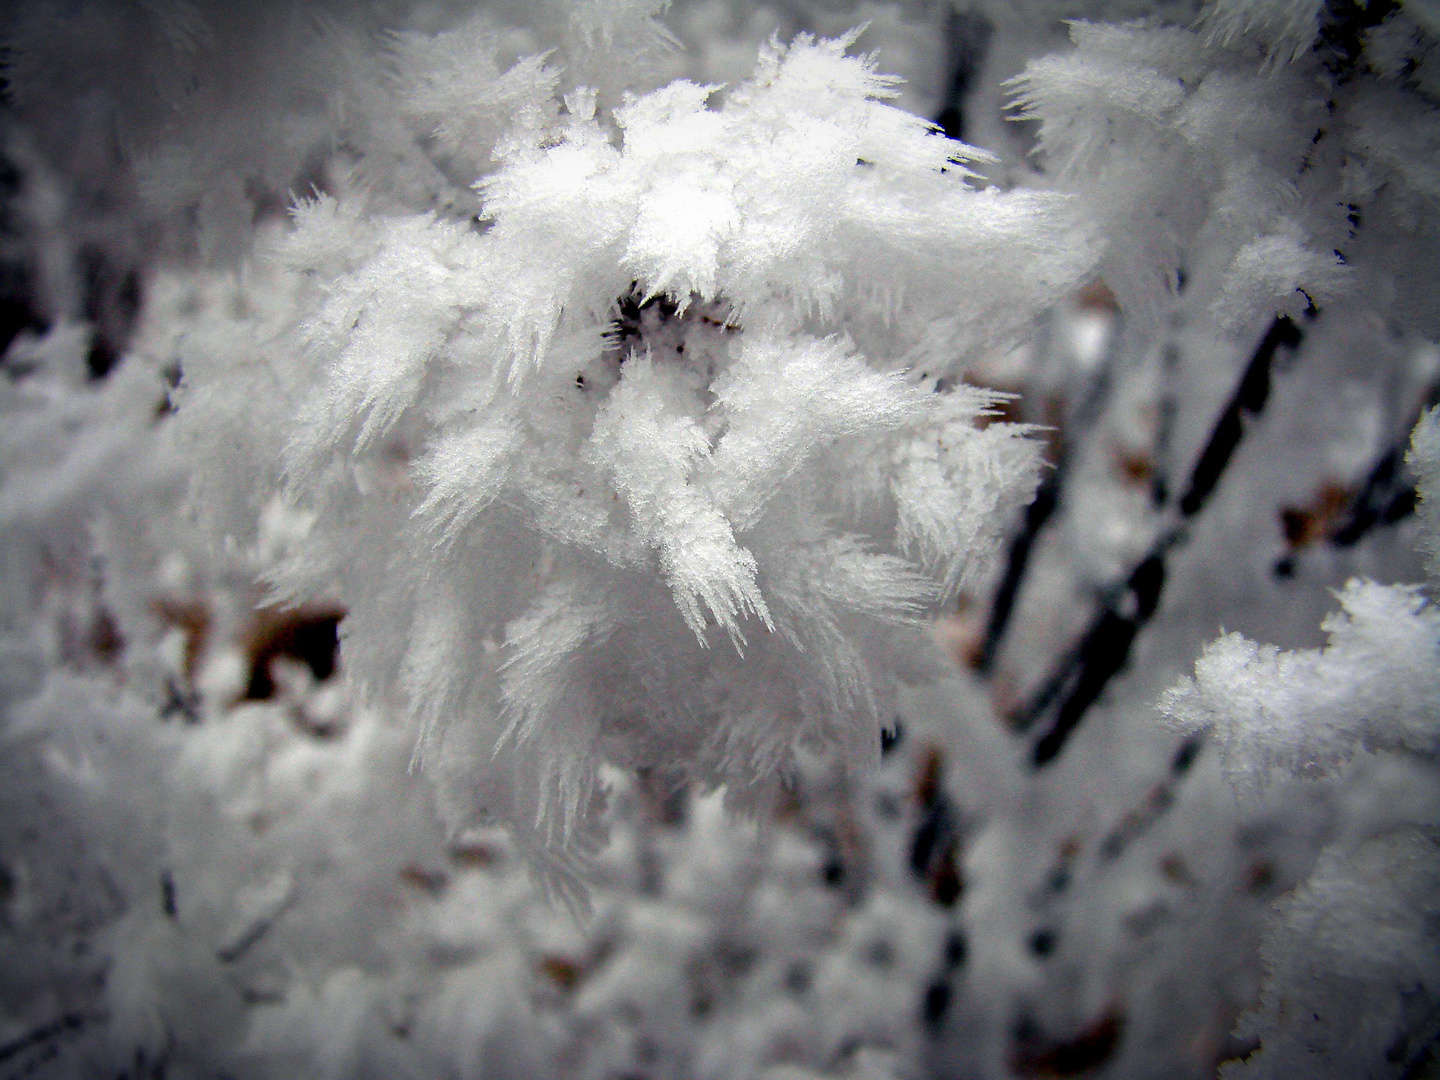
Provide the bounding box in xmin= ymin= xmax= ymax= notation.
xmin=1009 ymin=0 xmax=1440 ymax=336
xmin=1161 ymin=577 xmax=1440 ymax=788
xmin=173 ymin=31 xmax=1089 ymax=858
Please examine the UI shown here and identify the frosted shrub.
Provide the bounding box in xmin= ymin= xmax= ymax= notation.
xmin=171 ymin=29 xmax=1092 ymax=865
xmin=5 ymin=1 xmax=1440 ymax=1077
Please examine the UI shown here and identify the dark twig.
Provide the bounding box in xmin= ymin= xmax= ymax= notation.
xmin=1328 ymin=380 xmax=1440 ymax=548
xmin=977 ymin=476 xmax=1058 ymax=674
xmin=978 ymin=321 xmax=1119 ymax=674
xmin=933 ymin=11 xmax=994 ymax=142
xmin=1097 ymin=736 xmax=1202 ymax=861
xmin=1176 ymin=317 xmax=1302 ymax=518
xmin=1329 ymin=444 xmax=1418 ymax=547
xmin=1021 ymin=316 xmax=1303 ymax=768
xmin=1150 ymin=341 xmax=1181 ymax=508
xmin=161 ymin=870 xmax=178 ymax=918
xmin=1028 ymin=550 xmax=1169 ymax=766
xmin=0 ymin=1013 xmax=85 ymax=1070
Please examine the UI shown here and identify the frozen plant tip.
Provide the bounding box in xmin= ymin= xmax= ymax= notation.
xmin=172 ymin=30 xmax=1092 ymax=865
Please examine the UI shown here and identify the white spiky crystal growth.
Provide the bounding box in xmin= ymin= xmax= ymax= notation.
xmin=171 ymin=30 xmax=1093 ymax=873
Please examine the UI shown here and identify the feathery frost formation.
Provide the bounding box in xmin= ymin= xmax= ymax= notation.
xmin=1009 ymin=0 xmax=1440 ymax=336
xmin=1160 ymin=577 xmax=1440 ymax=790
xmin=1226 ymin=829 xmax=1440 ymax=1079
xmin=172 ymin=30 xmax=1091 ymax=859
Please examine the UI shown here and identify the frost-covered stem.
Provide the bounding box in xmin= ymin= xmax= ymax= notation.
xmin=1326 ymin=383 xmax=1440 ymax=549
xmin=1026 ymin=548 xmax=1169 ymax=767
xmin=978 ymin=319 xmax=1120 ymax=675
xmin=933 ymin=10 xmax=993 ymax=142
xmin=1176 ymin=316 xmax=1302 ymax=517
xmin=1020 ymin=315 xmax=1303 ymax=767
xmin=1095 ymin=735 xmax=1202 ymax=862
xmin=976 ymin=470 xmax=1059 ymax=675
xmin=1149 ymin=338 xmax=1181 ymax=509
xmin=0 ymin=1012 xmax=88 ymax=1071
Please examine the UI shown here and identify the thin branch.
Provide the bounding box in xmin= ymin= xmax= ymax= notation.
xmin=1329 ymin=381 xmax=1440 ymax=548
xmin=0 ymin=1013 xmax=85 ymax=1069
xmin=978 ymin=317 xmax=1120 ymax=673
xmin=1022 ymin=316 xmax=1303 ymax=768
